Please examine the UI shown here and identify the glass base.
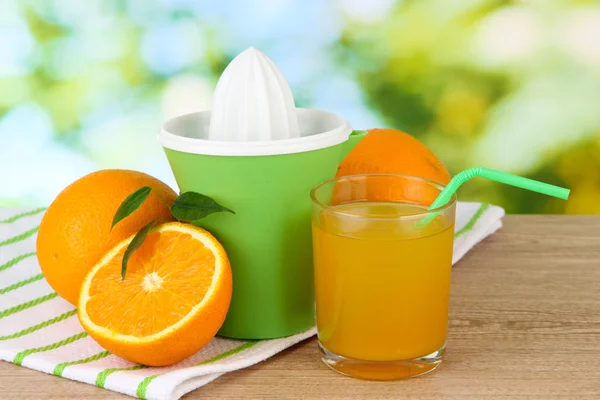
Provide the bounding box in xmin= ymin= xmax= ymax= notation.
xmin=319 ymin=342 xmax=444 ymax=381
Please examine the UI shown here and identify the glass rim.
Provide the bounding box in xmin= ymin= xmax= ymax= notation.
xmin=310 ymin=173 xmax=457 ymax=219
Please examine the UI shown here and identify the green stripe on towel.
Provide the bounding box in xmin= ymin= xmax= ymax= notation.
xmin=0 ymin=226 xmax=39 ymax=248
xmin=53 ymin=351 xmax=111 ymax=377
xmin=455 ymin=204 xmax=490 ymax=239
xmin=0 ymin=274 xmax=44 ymax=295
xmin=0 ymin=208 xmax=46 ymax=224
xmin=13 ymin=332 xmax=88 ymax=366
xmin=0 ymin=293 xmax=59 ymax=320
xmin=96 ymin=365 xmax=148 ymax=388
xmin=0 ymin=309 xmax=77 ymax=341
xmin=196 ymin=340 xmax=261 ymax=366
xmin=136 ymin=341 xmax=262 ymax=399
xmin=0 ymin=252 xmax=36 ymax=273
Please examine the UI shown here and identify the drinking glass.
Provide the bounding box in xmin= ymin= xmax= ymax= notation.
xmin=310 ymin=174 xmax=456 ymax=380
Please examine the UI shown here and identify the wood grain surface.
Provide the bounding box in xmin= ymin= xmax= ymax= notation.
xmin=1 ymin=215 xmax=599 ymax=400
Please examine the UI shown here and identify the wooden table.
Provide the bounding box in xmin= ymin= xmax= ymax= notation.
xmin=1 ymin=216 xmax=599 ymax=399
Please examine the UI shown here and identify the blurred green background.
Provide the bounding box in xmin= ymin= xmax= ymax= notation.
xmin=1 ymin=0 xmax=598 ymax=213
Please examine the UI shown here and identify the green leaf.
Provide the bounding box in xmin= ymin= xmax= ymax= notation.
xmin=111 ymin=187 xmax=152 ymax=230
xmin=170 ymin=192 xmax=235 ymax=222
xmin=121 ymin=220 xmax=157 ymax=280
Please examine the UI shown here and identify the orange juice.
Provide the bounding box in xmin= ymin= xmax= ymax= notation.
xmin=312 ymin=202 xmax=454 ymax=364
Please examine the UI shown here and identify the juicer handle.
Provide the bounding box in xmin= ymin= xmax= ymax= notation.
xmin=340 ymin=130 xmax=368 ymax=161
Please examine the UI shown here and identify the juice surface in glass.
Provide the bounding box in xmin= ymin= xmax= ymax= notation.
xmin=312 ymin=201 xmax=454 ymax=363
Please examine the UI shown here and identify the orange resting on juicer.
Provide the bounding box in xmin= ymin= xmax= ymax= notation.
xmin=335 ymin=128 xmax=451 ymax=205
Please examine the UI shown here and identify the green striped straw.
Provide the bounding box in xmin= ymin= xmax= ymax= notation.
xmin=417 ymin=166 xmax=570 ymax=227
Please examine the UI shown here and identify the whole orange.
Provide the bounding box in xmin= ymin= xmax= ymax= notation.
xmin=336 ymin=128 xmax=451 ymax=204
xmin=37 ymin=170 xmax=177 ymax=305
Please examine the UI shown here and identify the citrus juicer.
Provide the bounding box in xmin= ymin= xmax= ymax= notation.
xmin=158 ymin=47 xmax=366 ymax=339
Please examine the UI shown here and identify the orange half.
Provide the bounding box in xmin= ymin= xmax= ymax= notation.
xmin=78 ymin=222 xmax=232 ymax=366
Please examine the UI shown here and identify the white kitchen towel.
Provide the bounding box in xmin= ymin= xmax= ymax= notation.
xmin=0 ymin=202 xmax=503 ymax=400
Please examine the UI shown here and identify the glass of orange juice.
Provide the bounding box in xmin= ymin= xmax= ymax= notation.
xmin=310 ymin=174 xmax=456 ymax=380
